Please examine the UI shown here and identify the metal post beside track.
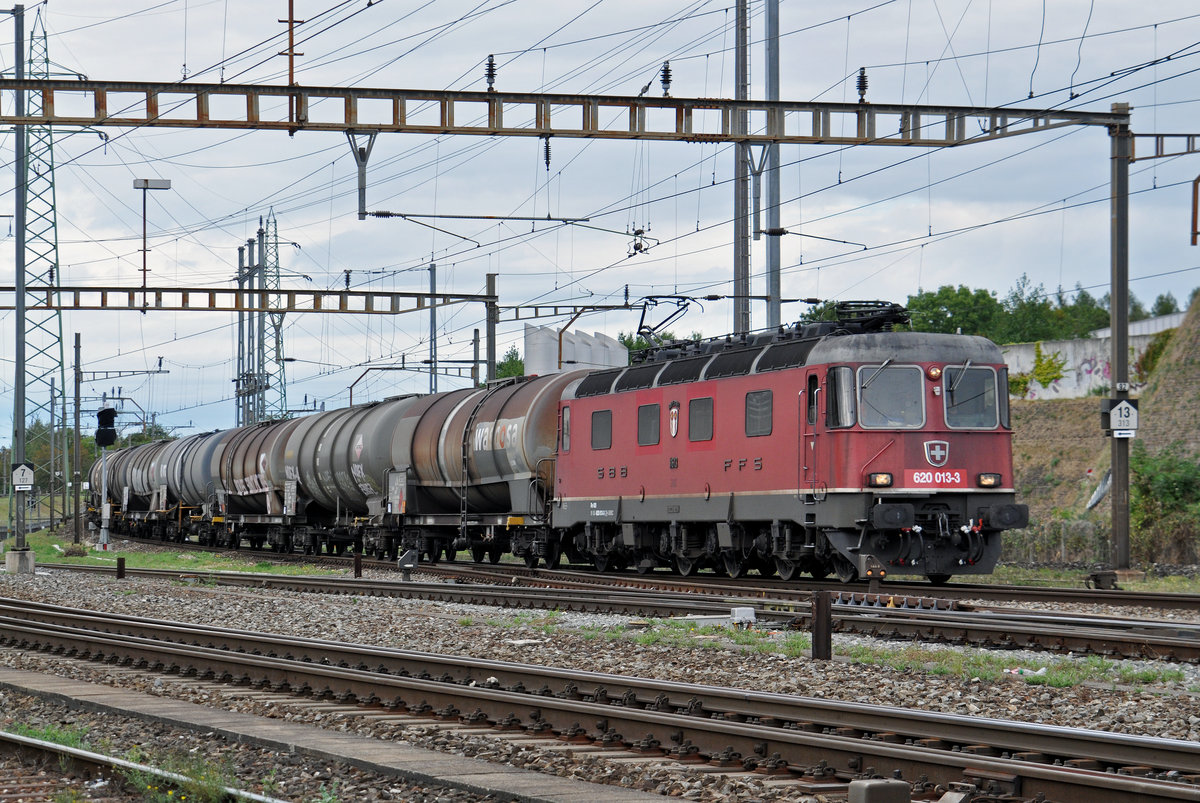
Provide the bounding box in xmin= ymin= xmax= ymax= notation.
xmin=811 ymin=591 xmax=832 ymax=661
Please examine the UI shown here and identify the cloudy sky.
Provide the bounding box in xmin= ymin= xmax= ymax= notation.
xmin=1 ymin=0 xmax=1198 ymax=438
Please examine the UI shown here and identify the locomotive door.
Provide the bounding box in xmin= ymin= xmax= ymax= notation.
xmin=800 ymin=372 xmax=820 ymax=495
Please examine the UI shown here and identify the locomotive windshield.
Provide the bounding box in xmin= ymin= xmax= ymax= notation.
xmin=944 ymin=365 xmax=999 ymax=428
xmin=856 ymin=364 xmax=924 ymax=428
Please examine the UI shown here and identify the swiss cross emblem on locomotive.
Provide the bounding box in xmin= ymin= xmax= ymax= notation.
xmin=924 ymin=440 xmax=949 ymax=467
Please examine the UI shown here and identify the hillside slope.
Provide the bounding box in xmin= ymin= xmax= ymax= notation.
xmin=1138 ymin=293 xmax=1200 ymax=454
xmin=1008 ymin=293 xmax=1197 ymax=562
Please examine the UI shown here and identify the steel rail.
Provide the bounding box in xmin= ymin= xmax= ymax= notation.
xmin=34 ymin=563 xmax=1200 ymax=661
xmin=0 ymin=729 xmax=286 ymax=802
xmin=1 ymin=604 xmax=1198 ymax=801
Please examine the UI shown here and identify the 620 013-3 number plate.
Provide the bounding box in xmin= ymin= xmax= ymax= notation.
xmin=904 ymin=469 xmax=967 ymax=488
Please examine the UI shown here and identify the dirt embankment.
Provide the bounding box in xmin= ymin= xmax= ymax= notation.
xmin=1009 ymin=294 xmax=1198 ymax=562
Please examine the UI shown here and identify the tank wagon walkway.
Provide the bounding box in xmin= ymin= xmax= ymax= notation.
xmin=0 ymin=666 xmax=662 ymax=802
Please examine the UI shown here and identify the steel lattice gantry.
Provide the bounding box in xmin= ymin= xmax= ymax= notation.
xmin=16 ymin=12 xmax=66 ymax=524
xmin=0 ymin=79 xmax=1128 ymax=145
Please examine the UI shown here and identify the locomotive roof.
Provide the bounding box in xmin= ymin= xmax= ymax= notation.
xmin=565 ymin=330 xmax=1004 ymax=400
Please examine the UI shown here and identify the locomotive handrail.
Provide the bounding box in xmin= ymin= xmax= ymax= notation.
xmin=458 ymin=377 xmax=522 ymax=541
xmin=529 ymin=456 xmax=556 ymax=525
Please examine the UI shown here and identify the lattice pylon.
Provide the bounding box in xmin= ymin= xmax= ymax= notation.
xmin=19 ymin=8 xmax=66 ymax=505
xmin=263 ymin=209 xmax=288 ymax=420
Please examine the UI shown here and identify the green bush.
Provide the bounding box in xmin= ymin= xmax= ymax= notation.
xmin=1134 ymin=328 xmax=1174 ymax=381
xmin=1130 ymin=441 xmax=1200 ymax=563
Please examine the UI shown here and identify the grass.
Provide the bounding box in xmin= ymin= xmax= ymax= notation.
xmin=5 ymin=722 xmax=90 ymax=749
xmin=1 ymin=529 xmax=343 ymax=577
xmin=978 ymin=564 xmax=1200 ymax=594
xmin=839 ymin=644 xmax=1187 ymax=688
xmin=123 ymin=746 xmax=236 ymax=803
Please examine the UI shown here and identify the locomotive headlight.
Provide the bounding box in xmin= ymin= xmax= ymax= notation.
xmin=926 ymin=365 xmax=943 ymax=381
xmin=977 ymin=473 xmax=1001 ymax=488
xmin=867 ymin=472 xmax=893 ymax=488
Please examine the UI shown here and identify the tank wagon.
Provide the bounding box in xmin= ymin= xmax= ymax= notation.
xmin=91 ymin=302 xmax=1027 ymax=583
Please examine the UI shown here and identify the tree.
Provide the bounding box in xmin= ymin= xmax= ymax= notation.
xmin=1065 ymin=286 xmax=1109 ymax=336
xmin=1129 ymin=293 xmax=1149 ymax=322
xmin=1151 ymin=292 xmax=1179 ymax=317
xmin=906 ymin=285 xmax=1003 ymax=336
xmin=496 ymin=345 xmax=524 ymax=378
xmin=993 ymin=274 xmax=1057 ymax=344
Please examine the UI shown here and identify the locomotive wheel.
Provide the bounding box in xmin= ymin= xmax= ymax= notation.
xmin=722 ymin=552 xmax=748 ymax=579
xmin=471 ymin=545 xmax=486 ymax=563
xmin=674 ymin=555 xmax=698 ymax=576
xmin=488 ymin=545 xmax=504 ymax=564
xmin=775 ymin=558 xmax=799 ymax=581
xmin=927 ymin=573 xmax=952 ymax=586
xmin=832 ymin=555 xmax=859 ymax=583
xmin=544 ymin=539 xmax=562 ymax=570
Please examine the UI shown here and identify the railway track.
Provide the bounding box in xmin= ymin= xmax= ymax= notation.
xmin=34 ymin=562 xmax=1200 ymax=662
xmin=108 ymin=532 xmax=1200 ymax=611
xmin=1 ymin=597 xmax=1197 ymax=802
xmin=0 ymin=727 xmax=285 ymax=802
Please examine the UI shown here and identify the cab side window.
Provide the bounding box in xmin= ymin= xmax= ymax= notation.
xmin=745 ymin=390 xmax=772 ymax=437
xmin=591 ymin=409 xmax=612 ymax=450
xmin=637 ymin=403 xmax=660 ymax=446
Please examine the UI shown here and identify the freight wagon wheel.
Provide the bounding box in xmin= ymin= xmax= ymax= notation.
xmin=674 ymin=555 xmax=698 ymax=577
xmin=774 ymin=558 xmax=799 ymax=582
xmin=524 ymin=553 xmax=540 ymax=569
xmin=488 ymin=545 xmax=504 ymax=564
xmin=444 ymin=547 xmax=458 ymax=563
xmin=593 ymin=553 xmax=611 ymax=573
xmin=927 ymin=573 xmax=951 ymax=586
xmin=471 ymin=545 xmax=486 ymax=563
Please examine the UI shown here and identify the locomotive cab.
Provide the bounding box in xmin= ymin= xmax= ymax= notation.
xmin=808 ymin=333 xmax=1028 ymax=581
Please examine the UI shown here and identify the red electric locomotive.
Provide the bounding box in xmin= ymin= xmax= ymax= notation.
xmin=551 ymin=302 xmax=1027 ymax=583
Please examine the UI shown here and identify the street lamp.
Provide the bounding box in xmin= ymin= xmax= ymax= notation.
xmin=133 ymin=178 xmax=171 ymax=312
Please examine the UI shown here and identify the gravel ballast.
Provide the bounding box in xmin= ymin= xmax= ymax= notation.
xmin=1 ymin=565 xmax=1199 ymax=801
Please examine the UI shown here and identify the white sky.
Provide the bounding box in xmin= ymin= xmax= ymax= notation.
xmin=1 ymin=0 xmax=1198 ymax=438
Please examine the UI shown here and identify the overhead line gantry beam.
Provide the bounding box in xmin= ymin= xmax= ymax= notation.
xmin=0 ymin=285 xmax=495 ymax=315
xmin=0 ymin=79 xmax=1126 ymax=146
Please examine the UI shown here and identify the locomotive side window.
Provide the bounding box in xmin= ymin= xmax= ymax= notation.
xmin=745 ymin=390 xmax=773 ymax=437
xmin=944 ymin=366 xmax=999 ymax=428
xmin=825 ymin=367 xmax=857 ymax=428
xmin=591 ymin=409 xmax=612 ymax=450
xmin=560 ymin=406 xmax=571 ymax=452
xmin=857 ymin=365 xmax=924 ymax=429
xmin=806 ymin=375 xmax=819 ymax=425
xmin=997 ymin=368 xmax=1011 ymax=428
xmin=637 ymin=404 xmax=661 ymax=446
xmin=688 ymin=397 xmax=713 ymax=441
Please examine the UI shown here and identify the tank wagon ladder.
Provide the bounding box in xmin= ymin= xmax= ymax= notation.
xmin=457 ymin=376 xmax=522 ymax=548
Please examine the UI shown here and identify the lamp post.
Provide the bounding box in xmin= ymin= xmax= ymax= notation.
xmin=133 ymin=178 xmax=171 ymax=312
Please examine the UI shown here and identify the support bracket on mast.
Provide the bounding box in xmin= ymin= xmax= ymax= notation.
xmin=347 ymin=130 xmax=377 ymax=220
